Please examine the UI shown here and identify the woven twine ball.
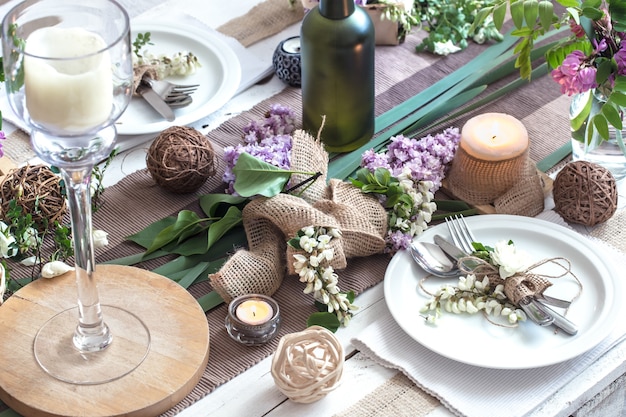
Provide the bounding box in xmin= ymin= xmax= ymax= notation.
xmin=146 ymin=126 xmax=217 ymax=193
xmin=553 ymin=161 xmax=617 ymax=226
xmin=0 ymin=165 xmax=66 ymax=229
xmin=270 ymin=325 xmax=344 ymax=403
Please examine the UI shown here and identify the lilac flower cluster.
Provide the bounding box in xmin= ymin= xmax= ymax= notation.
xmin=360 ymin=128 xmax=461 ymax=253
xmin=223 ymin=104 xmax=295 ymax=194
xmin=361 ymin=127 xmax=461 ymax=192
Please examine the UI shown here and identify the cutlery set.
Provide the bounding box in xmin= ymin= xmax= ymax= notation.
xmin=410 ymin=215 xmax=578 ymax=335
xmin=137 ymin=75 xmax=198 ymax=121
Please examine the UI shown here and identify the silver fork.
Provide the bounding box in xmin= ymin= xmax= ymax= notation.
xmin=141 ymin=75 xmax=198 ymax=106
xmin=445 ymin=214 xmax=476 ymax=254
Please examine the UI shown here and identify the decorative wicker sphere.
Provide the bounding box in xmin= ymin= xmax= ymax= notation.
xmin=0 ymin=165 xmax=66 ymax=229
xmin=146 ymin=126 xmax=217 ymax=193
xmin=553 ymin=161 xmax=617 ymax=226
xmin=271 ymin=326 xmax=344 ymax=403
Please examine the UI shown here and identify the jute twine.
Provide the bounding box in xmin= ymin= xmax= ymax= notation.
xmin=553 ymin=161 xmax=617 ymax=226
xmin=209 ymin=130 xmax=387 ymax=302
xmin=146 ymin=126 xmax=217 ymax=194
xmin=0 ymin=165 xmax=66 ymax=229
xmin=271 ymin=325 xmax=344 ymax=403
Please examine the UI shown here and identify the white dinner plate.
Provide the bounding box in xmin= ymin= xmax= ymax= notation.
xmin=116 ymin=23 xmax=241 ymax=135
xmin=384 ymin=214 xmax=621 ymax=369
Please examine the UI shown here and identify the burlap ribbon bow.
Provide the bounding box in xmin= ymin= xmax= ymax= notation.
xmin=209 ymin=130 xmax=388 ymax=302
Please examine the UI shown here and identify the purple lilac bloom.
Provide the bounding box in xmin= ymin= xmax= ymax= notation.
xmin=0 ymin=131 xmax=5 ymax=158
xmin=386 ymin=230 xmax=412 ymax=253
xmin=223 ymin=105 xmax=294 ymax=194
xmin=360 ymin=127 xmax=460 ymax=192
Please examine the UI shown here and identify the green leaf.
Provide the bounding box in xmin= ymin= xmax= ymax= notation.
xmin=206 ymin=206 xmax=243 ymax=252
xmin=538 ymin=0 xmax=554 ymax=31
xmin=126 ymin=216 xmax=177 ymax=249
xmin=306 ymin=312 xmax=341 ymax=333
xmin=145 ymin=210 xmax=203 ymax=255
xmin=609 ymin=91 xmax=626 ymax=107
xmin=523 ymin=0 xmax=539 ymax=28
xmin=232 ymin=152 xmax=292 ymax=197
xmin=177 ymin=261 xmax=211 ymax=289
xmin=511 ymin=0 xmax=525 ymax=29
xmin=570 ymin=91 xmax=593 ymax=132
xmin=557 ymin=0 xmax=583 ymax=7
xmin=492 ymin=3 xmax=507 ymax=30
xmin=197 ymin=291 xmax=225 ymax=312
xmin=432 ymin=200 xmax=472 ymax=212
xmin=591 ymin=114 xmax=609 ymax=141
xmin=199 ymin=193 xmax=248 ymax=217
xmin=602 ymin=104 xmax=623 ymax=131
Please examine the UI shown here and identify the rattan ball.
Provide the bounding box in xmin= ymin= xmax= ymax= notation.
xmin=0 ymin=164 xmax=66 ymax=229
xmin=146 ymin=126 xmax=217 ymax=193
xmin=271 ymin=326 xmax=344 ymax=403
xmin=553 ymin=161 xmax=617 ymax=226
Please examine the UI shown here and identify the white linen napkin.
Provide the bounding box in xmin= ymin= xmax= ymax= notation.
xmin=352 ymin=211 xmax=626 ymax=417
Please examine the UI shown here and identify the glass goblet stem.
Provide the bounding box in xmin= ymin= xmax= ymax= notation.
xmin=61 ymin=166 xmax=112 ymax=352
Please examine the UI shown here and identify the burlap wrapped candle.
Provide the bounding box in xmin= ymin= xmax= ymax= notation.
xmin=446 ymin=113 xmax=530 ymax=205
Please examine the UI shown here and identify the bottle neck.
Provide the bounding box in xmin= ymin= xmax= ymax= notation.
xmin=318 ymin=0 xmax=355 ymax=19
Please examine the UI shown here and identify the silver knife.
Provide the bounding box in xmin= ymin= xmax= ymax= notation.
xmin=433 ymin=235 xmax=468 ymax=260
xmin=137 ymin=84 xmax=175 ymax=122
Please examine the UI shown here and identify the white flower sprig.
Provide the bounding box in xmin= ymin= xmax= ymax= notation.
xmin=420 ymin=240 xmax=531 ymax=326
xmin=288 ymin=226 xmax=357 ymax=326
xmin=420 ymin=274 xmax=527 ymax=326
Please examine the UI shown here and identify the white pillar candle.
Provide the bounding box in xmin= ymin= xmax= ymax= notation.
xmin=24 ymin=27 xmax=113 ymax=132
xmin=460 ymin=113 xmax=529 ymax=161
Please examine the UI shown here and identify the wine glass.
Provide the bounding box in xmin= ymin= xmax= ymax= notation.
xmin=1 ymin=0 xmax=150 ymax=385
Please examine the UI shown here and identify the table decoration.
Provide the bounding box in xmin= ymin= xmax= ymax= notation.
xmin=225 ymin=293 xmax=281 ymax=345
xmin=472 ymin=0 xmax=626 ymax=179
xmin=301 ymin=0 xmax=375 ymax=153
xmin=0 ymin=0 xmax=152 ymax=386
xmin=445 ymin=112 xmax=546 ymax=215
xmin=553 ymin=160 xmax=617 ymax=226
xmin=0 ymin=164 xmax=66 ymax=228
xmin=273 ymin=36 xmax=302 ymax=87
xmin=0 ymin=264 xmax=210 ymax=417
xmin=420 ymin=238 xmax=581 ymax=327
xmin=146 ymin=125 xmax=218 ymax=193
xmin=271 ymin=325 xmax=344 ymax=403
xmin=384 ymin=214 xmax=621 ymax=369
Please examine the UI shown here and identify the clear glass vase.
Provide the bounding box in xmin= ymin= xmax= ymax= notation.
xmin=570 ymin=89 xmax=626 ymax=181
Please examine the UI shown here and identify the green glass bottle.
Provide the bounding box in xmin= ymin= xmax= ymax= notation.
xmin=300 ymin=0 xmax=375 ymax=153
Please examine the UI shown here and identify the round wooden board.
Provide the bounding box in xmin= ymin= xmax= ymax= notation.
xmin=0 ymin=264 xmax=210 ymax=417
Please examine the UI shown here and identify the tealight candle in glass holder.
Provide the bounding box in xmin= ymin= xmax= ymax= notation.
xmin=225 ymin=294 xmax=281 ymax=346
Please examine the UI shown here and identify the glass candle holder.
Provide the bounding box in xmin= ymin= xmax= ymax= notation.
xmin=225 ymin=294 xmax=281 ymax=346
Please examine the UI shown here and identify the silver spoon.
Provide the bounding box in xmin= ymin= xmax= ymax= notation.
xmin=409 ymin=242 xmax=460 ymax=278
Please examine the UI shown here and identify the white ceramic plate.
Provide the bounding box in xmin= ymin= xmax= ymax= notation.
xmin=384 ymin=214 xmax=621 ymax=369
xmin=116 ymin=23 xmax=241 ymax=135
